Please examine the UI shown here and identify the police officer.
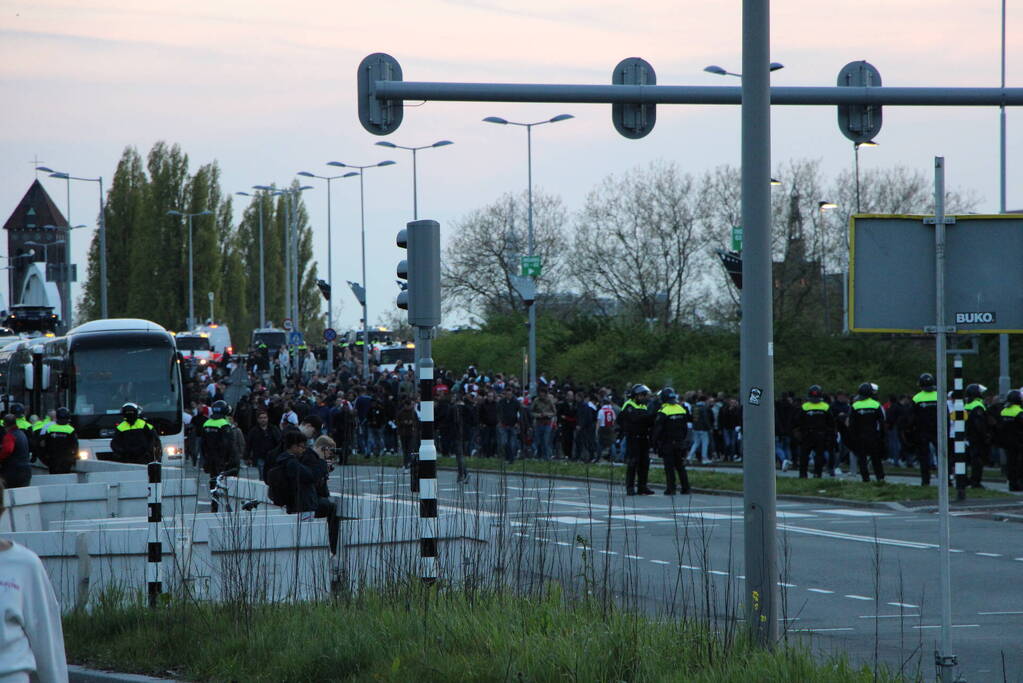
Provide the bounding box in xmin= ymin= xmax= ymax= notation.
xmin=795 ymin=385 xmax=836 ymax=478
xmin=201 ymin=400 xmax=239 ymax=512
xmin=619 ymin=384 xmax=655 ymax=495
xmin=29 ymin=409 xmax=54 ymax=463
xmin=910 ymin=373 xmax=940 ymax=486
xmin=111 ymin=402 xmax=161 ymax=464
xmin=996 ymin=390 xmax=1023 ymax=491
xmin=651 ymin=388 xmax=691 ymax=495
xmin=848 ymin=383 xmax=886 ymax=482
xmin=10 ymin=403 xmax=31 ymax=431
xmin=39 ymin=407 xmax=78 ymax=474
xmin=963 ymin=383 xmax=991 ymax=489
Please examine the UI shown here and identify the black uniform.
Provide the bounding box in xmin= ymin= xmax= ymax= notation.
xmin=651 ymin=403 xmax=691 ymax=494
xmin=202 ymin=417 xmax=239 ymax=511
xmin=910 ymin=391 xmax=940 ymax=486
xmin=996 ymin=404 xmax=1023 ymax=491
xmin=964 ymin=398 xmax=991 ymax=488
xmin=795 ymin=401 xmax=836 ymax=478
xmin=110 ymin=419 xmax=161 ymax=464
xmin=619 ymin=399 xmax=655 ymax=494
xmin=848 ymin=398 xmax=886 ymax=482
xmin=40 ymin=423 xmax=78 ymax=474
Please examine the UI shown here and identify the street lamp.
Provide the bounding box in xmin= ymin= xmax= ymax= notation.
xmin=296 ymin=170 xmax=360 ymax=371
xmin=373 ymin=140 xmax=453 ymax=219
xmin=703 ymin=62 xmax=785 ymax=77
xmin=817 ymin=201 xmax=837 ymax=332
xmin=166 ymin=209 xmax=213 ymax=330
xmin=235 ymin=191 xmax=268 ymax=329
xmin=483 ymin=113 xmax=573 ymax=398
xmin=853 ymin=140 xmax=878 ymax=213
xmin=37 ymin=167 xmax=108 ymax=319
xmin=325 ymin=159 xmax=396 ymax=380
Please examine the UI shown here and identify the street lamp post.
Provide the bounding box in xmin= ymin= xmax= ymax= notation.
xmin=296 ymin=171 xmax=359 ymax=372
xmin=166 ymin=209 xmax=212 ymax=330
xmin=326 ymin=160 xmax=396 ymax=380
xmin=818 ymin=201 xmax=837 ymax=333
xmin=853 ymin=140 xmax=878 ymax=213
xmin=373 ymin=140 xmax=453 ymax=220
xmin=235 ymin=190 xmax=270 ymax=328
xmin=38 ymin=168 xmax=108 ymax=319
xmin=483 ymin=114 xmax=573 ymax=399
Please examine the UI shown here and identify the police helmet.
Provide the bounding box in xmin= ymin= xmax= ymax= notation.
xmin=55 ymin=407 xmax=71 ymax=424
xmin=631 ymin=384 xmax=651 ymax=397
xmin=211 ymin=400 xmax=229 ymax=418
xmin=918 ymin=373 xmax=936 ymax=389
xmin=965 ymin=383 xmax=985 ymax=400
xmin=121 ymin=402 xmax=141 ymax=420
xmin=857 ymin=382 xmax=873 ymax=398
xmin=10 ymin=402 xmax=24 ymax=416
xmin=807 ymin=384 xmax=823 ymax=400
xmin=658 ymin=387 xmax=676 ymax=403
xmin=1008 ymin=390 xmax=1023 ymax=406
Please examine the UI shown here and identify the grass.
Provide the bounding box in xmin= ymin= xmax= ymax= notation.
xmin=345 ymin=454 xmax=1014 ymax=503
xmin=64 ymin=586 xmax=897 ymax=683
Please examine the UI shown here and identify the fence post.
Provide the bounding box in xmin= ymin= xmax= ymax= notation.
xmin=147 ymin=461 xmax=162 ymax=607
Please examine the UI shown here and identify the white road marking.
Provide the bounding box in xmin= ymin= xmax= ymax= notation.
xmin=792 ymin=627 xmax=854 ymax=632
xmin=609 ymin=514 xmax=674 ymax=522
xmin=541 ymin=516 xmax=598 ymax=525
xmin=807 ymin=588 xmax=834 ymax=594
xmin=553 ymin=541 xmax=572 ymax=546
xmin=859 ymin=614 xmax=920 ymax=619
xmin=650 ymin=559 xmax=670 ymax=565
xmin=678 ymin=512 xmax=741 ymax=520
xmin=887 ymin=602 xmax=919 ymax=609
xmin=845 ymin=594 xmax=872 ymax=601
xmin=779 ymin=524 xmax=946 ymax=550
xmin=978 ymin=611 xmax=1023 ymax=615
xmin=778 ymin=582 xmax=797 ymax=588
xmin=680 ymin=564 xmax=701 ymax=571
xmin=775 ymin=511 xmax=815 ymax=519
xmin=1016 ymin=558 xmax=1023 ymax=562
xmin=625 ymin=554 xmax=644 ymax=560
xmin=707 ymin=570 xmax=730 ymax=576
xmin=815 ymin=508 xmax=889 ymax=517
xmin=914 ymin=624 xmax=980 ymax=629
xmin=598 ymin=550 xmax=618 ymax=556
xmin=976 ymin=552 xmax=1002 ymax=557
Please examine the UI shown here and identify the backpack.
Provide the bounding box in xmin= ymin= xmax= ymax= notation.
xmin=265 ymin=459 xmax=294 ymax=508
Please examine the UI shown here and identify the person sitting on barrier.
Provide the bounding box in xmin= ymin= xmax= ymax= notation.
xmin=275 ymin=430 xmax=339 ymax=554
xmin=0 ymin=415 xmax=32 ymax=489
xmin=38 ymin=408 xmax=78 ymax=475
xmin=111 ymin=403 xmax=161 ymax=464
xmin=0 ymin=480 xmax=69 ymax=683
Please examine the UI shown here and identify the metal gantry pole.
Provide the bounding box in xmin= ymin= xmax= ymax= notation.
xmin=326 ymin=177 xmax=334 ymax=371
xmin=999 ymin=0 xmax=1011 ymax=398
xmin=740 ymin=0 xmax=779 ymax=646
xmin=932 ymin=156 xmax=956 ymax=680
xmin=359 ymin=173 xmax=369 ymax=380
xmin=62 ymin=176 xmax=72 ymax=329
xmin=526 ymin=124 xmax=537 ymax=399
xmin=98 ymin=176 xmax=108 ymax=319
xmin=187 ymin=215 xmax=195 ymax=330
xmin=283 ymin=195 xmax=292 ymax=329
xmin=258 ymin=197 xmax=266 ymax=328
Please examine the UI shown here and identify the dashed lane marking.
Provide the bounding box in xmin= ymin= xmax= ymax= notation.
xmin=976 ymin=552 xmax=1002 ymax=557
xmin=914 ymin=624 xmax=980 ymax=629
xmin=678 ymin=512 xmax=742 ymax=520
xmin=779 ymin=524 xmax=947 ymax=550
xmin=845 ymin=595 xmax=872 ymax=601
xmin=775 ymin=511 xmax=815 ymax=518
xmin=680 ymin=564 xmax=701 ymax=571
xmin=978 ymin=611 xmax=1023 ymax=615
xmin=792 ymin=627 xmax=854 ymax=632
xmin=807 ymin=588 xmax=834 ymax=594
xmin=541 ymin=516 xmax=600 ymax=525
xmin=650 ymin=560 xmax=670 ymax=565
xmin=609 ymin=514 xmax=674 ymax=522
xmin=887 ymin=602 xmax=919 ymax=609
xmin=707 ymin=570 xmax=730 ymax=576
xmin=815 ymin=509 xmax=890 ymax=517
xmin=859 ymin=614 xmax=920 ymax=619
xmin=778 ymin=582 xmax=798 ymax=588
xmin=625 ymin=554 xmax=644 ymax=560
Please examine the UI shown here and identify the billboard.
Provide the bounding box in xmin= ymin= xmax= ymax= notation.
xmin=849 ymin=214 xmax=1023 ymax=334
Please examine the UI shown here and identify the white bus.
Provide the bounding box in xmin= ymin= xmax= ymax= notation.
xmin=0 ymin=319 xmax=185 ymax=464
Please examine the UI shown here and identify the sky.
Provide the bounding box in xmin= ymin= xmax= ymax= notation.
xmin=2 ymin=0 xmax=1021 ymax=332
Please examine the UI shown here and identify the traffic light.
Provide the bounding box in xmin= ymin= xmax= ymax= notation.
xmin=395 ymin=220 xmax=441 ymax=327
xmin=316 ymin=279 xmax=332 ymax=301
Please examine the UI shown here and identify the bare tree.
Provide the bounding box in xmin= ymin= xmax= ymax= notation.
xmin=442 ymin=190 xmax=568 ymax=318
xmin=569 ymin=161 xmax=709 ymax=325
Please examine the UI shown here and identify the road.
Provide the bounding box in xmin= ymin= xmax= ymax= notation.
xmin=319 ymin=462 xmax=1023 ymax=682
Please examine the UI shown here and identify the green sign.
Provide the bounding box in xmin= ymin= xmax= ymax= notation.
xmin=521 ymin=255 xmax=542 ymax=277
xmin=731 ymin=226 xmax=743 ymax=252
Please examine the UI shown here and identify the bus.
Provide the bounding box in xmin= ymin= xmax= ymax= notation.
xmin=0 ymin=319 xmax=185 ymax=464
xmin=377 ymin=342 xmax=415 ymax=373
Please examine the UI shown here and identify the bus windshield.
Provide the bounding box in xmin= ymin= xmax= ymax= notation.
xmin=71 ymin=345 xmax=182 ymax=436
xmin=176 ymin=336 xmax=210 ymax=351
xmin=253 ymin=331 xmax=287 ymax=349
xmin=380 ymin=347 xmax=415 ymax=365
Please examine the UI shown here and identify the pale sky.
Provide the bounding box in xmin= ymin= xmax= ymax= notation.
xmin=2 ymin=0 xmax=1021 ymax=330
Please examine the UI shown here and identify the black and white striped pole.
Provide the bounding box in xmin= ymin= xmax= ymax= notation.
xmin=952 ymin=356 xmax=967 ymax=500
xmin=147 ymin=460 xmax=163 ymax=606
xmin=397 ymin=219 xmax=442 ymax=584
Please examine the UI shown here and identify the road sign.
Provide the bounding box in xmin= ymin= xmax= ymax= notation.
xmin=520 ymin=255 xmax=542 ymax=277
xmin=282 ymin=318 xmax=293 ymax=331
xmin=509 ymin=274 xmax=536 ymax=305
xmin=612 ymin=57 xmax=656 ymax=139
xmin=731 ymin=226 xmax=743 ymax=252
xmin=837 ymin=60 xmax=882 ymax=143
xmin=323 ymin=327 xmax=337 ymax=342
xmin=849 ymin=214 xmax=1023 ymax=333
xmin=289 ymin=331 xmax=304 ymax=345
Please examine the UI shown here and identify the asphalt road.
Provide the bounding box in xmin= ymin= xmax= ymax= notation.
xmin=324 ymin=463 xmax=1023 ymax=683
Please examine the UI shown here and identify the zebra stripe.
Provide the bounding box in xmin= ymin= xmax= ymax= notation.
xmin=952 ymin=359 xmax=967 ymax=484
xmin=147 ymin=461 xmax=162 ymax=606
xmin=419 ymin=359 xmax=437 ymax=584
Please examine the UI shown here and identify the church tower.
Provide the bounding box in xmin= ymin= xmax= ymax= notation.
xmin=2 ymin=180 xmax=69 ymax=315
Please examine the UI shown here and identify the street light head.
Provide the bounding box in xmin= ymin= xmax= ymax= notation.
xmin=549 ymin=114 xmax=574 ymax=123
xmin=769 ymin=62 xmax=785 ymax=72
xmin=770 ymin=178 xmax=782 ymax=186
xmin=704 ymin=65 xmax=727 ymax=76
xmin=818 ymin=201 xmax=838 ymax=210
xmin=36 ymin=166 xmax=56 ymax=174
xmin=198 ymin=210 xmax=213 ymax=216
xmin=859 ymin=140 xmax=879 ymax=148
xmin=297 ymin=185 xmax=314 ymax=191
xmin=326 ymin=161 xmax=347 ymax=168
xmin=49 ymin=172 xmax=70 ymax=179
xmin=375 ymin=141 xmax=397 ymax=148
xmin=432 ymin=140 xmax=454 ymax=147
xmin=483 ymin=116 xmax=509 ymax=125
xmin=235 ymin=191 xmax=251 ymax=197
xmin=296 ymin=171 xmax=316 ymax=178
xmin=342 ymin=171 xmax=360 ymax=178
xmin=377 ymin=160 xmax=396 ymax=167
xmin=167 ymin=210 xmax=183 ymax=216
xmin=252 ymin=185 xmax=274 ymax=191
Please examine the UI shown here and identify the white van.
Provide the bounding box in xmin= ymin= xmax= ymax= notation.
xmin=193 ymin=322 xmax=233 ymax=361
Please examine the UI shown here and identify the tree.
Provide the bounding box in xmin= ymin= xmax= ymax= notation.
xmin=442 ymin=190 xmax=568 ymax=318
xmin=569 ymin=161 xmax=710 ymax=325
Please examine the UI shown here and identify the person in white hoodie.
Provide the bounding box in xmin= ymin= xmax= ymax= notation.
xmin=0 ymin=480 xmax=68 ymax=683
